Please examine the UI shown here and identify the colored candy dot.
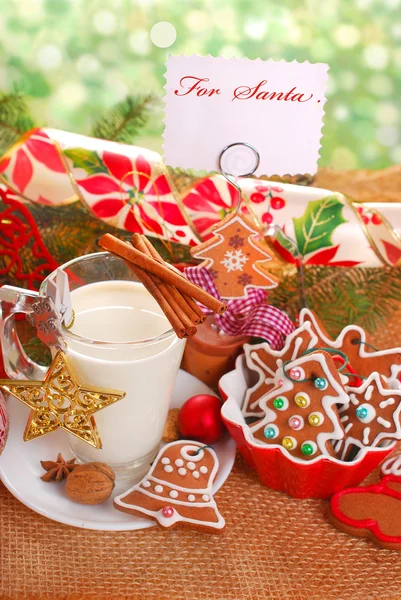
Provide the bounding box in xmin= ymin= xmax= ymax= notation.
xmin=289 ymin=368 xmax=302 ymax=381
xmin=264 ymin=426 xmax=276 ymax=439
xmin=277 ymin=379 xmax=283 ymax=386
xmin=288 ymin=416 xmax=303 ymax=430
xmin=273 ymin=397 xmax=285 ymax=409
xmin=356 ymin=406 xmax=368 ymax=419
xmin=282 ymin=436 xmax=294 ymax=450
xmin=161 ymin=506 xmax=174 ymax=518
xmin=314 ymin=377 xmax=327 ymax=390
xmin=301 ymin=443 xmax=314 ymax=456
xmin=308 ymin=414 xmax=321 ymax=427
xmin=295 ymin=395 xmax=309 ymax=408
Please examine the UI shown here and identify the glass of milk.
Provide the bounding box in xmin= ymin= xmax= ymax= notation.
xmin=1 ymin=252 xmax=185 ymax=480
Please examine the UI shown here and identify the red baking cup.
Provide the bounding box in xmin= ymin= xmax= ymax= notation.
xmin=221 ymin=396 xmax=395 ymax=499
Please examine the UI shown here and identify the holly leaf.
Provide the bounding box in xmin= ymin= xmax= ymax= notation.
xmin=293 ymin=196 xmax=346 ymax=256
xmin=63 ymin=148 xmax=108 ymax=175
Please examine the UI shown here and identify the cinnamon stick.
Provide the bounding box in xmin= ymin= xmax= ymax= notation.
xmin=131 ymin=234 xmax=196 ymax=336
xmin=99 ymin=234 xmax=226 ymax=315
xmin=121 ymin=259 xmax=188 ymax=339
xmin=140 ymin=235 xmax=206 ymax=324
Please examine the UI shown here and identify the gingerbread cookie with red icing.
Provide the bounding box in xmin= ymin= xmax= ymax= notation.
xmin=329 ymin=475 xmax=401 ymax=549
xmin=243 ymin=322 xmax=318 ymax=417
xmin=250 ymin=351 xmax=349 ymax=460
xmin=337 ymin=373 xmax=401 ymax=460
xmin=299 ymin=308 xmax=401 ymax=388
xmin=113 ymin=441 xmax=225 ymax=532
xmin=190 ymin=212 xmax=278 ymax=300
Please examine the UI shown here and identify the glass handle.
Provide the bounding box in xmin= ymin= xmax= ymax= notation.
xmin=0 ymin=285 xmax=48 ymax=380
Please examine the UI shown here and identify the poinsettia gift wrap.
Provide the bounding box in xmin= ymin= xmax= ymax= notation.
xmin=0 ymin=127 xmax=199 ymax=245
xmin=181 ymin=175 xmax=401 ymax=268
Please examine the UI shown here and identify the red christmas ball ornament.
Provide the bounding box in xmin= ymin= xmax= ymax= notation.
xmin=178 ymin=394 xmax=226 ymax=444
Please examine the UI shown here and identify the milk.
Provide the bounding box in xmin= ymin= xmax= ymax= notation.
xmin=65 ymin=280 xmax=185 ymax=472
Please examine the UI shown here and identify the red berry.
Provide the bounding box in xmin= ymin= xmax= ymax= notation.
xmin=262 ymin=212 xmax=273 ymax=224
xmin=271 ymin=186 xmax=283 ymax=193
xmin=371 ymin=213 xmax=382 ymax=225
xmin=270 ymin=196 xmax=285 ymax=210
xmin=178 ymin=394 xmax=226 ymax=445
xmin=362 ymin=215 xmax=369 ymax=225
xmin=255 ymin=185 xmax=269 ymax=193
xmin=175 ymin=229 xmax=186 ymax=237
xmin=250 ymin=192 xmax=266 ymax=204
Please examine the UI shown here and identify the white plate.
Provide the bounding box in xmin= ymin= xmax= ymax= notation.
xmin=0 ymin=370 xmax=236 ymax=531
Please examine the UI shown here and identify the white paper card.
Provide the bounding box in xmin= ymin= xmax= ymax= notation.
xmin=163 ymin=55 xmax=328 ymax=176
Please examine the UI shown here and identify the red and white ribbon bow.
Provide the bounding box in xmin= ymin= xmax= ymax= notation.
xmin=185 ymin=267 xmax=294 ymax=349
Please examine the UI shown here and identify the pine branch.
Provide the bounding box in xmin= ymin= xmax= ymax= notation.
xmin=91 ymin=95 xmax=156 ymax=144
xmin=0 ymin=92 xmax=36 ymax=156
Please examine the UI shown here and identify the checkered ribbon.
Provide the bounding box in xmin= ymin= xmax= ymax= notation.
xmin=185 ymin=267 xmax=295 ymax=349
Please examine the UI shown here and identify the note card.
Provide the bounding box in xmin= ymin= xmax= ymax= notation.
xmin=163 ymin=55 xmax=328 ymax=176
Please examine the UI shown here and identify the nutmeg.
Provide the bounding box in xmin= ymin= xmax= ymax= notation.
xmin=65 ymin=462 xmax=115 ymax=505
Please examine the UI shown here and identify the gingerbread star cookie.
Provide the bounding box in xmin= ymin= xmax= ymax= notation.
xmin=329 ymin=475 xmax=401 ymax=549
xmin=190 ymin=212 xmax=279 ymax=300
xmin=251 ymin=351 xmax=349 ymax=460
xmin=299 ymin=308 xmax=401 ymax=388
xmin=243 ymin=322 xmax=318 ymax=417
xmin=337 ymin=373 xmax=401 ymax=460
xmin=113 ymin=441 xmax=225 ymax=532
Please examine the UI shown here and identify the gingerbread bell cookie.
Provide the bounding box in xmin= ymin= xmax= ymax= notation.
xmin=243 ymin=321 xmax=318 ymax=417
xmin=329 ymin=475 xmax=401 ymax=549
xmin=251 ymin=351 xmax=349 ymax=460
xmin=114 ymin=441 xmax=225 ymax=532
xmin=337 ymin=373 xmax=401 ymax=460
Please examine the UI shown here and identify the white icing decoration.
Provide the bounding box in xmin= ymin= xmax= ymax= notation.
xmin=349 ymin=393 xmax=359 ymax=406
xmin=161 ymin=457 xmax=170 ymax=464
xmin=169 ymin=490 xmax=178 ymax=498
xmin=188 ymin=494 xmax=196 ymax=502
xmin=178 ymin=468 xmax=187 ymax=476
xmin=382 ymin=454 xmax=401 ymax=476
xmin=175 ymin=459 xmax=184 ymax=467
xmin=364 ymin=385 xmax=374 ymax=401
xmin=356 ymin=403 xmax=376 ymax=424
xmin=164 ymin=465 xmax=173 ymax=473
xmin=380 ymin=398 xmax=395 ymax=409
xmin=142 ymin=480 xmax=150 ymax=488
xmin=187 ymin=461 xmax=196 ymax=470
xmin=200 ymin=466 xmax=208 ymax=474
xmin=192 ymin=471 xmax=200 ymax=479
xmin=363 ymin=427 xmax=371 ymax=445
xmin=114 ymin=441 xmax=225 ymax=530
xmin=340 ymin=415 xmax=349 ymax=422
xmin=202 ymin=494 xmax=210 ymax=501
xmin=155 ymin=485 xmax=163 ymax=493
xmin=181 ymin=445 xmax=205 ymax=462
xmin=377 ymin=416 xmax=391 ymax=429
xmin=344 ymin=423 xmax=353 ymax=433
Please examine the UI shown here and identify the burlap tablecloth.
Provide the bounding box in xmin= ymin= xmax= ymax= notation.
xmin=2 ymin=167 xmax=401 ymax=600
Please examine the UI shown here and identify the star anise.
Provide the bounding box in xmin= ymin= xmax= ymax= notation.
xmin=40 ymin=453 xmax=78 ymax=482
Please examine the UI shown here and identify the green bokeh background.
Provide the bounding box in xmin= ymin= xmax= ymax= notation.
xmin=0 ymin=0 xmax=400 ymax=169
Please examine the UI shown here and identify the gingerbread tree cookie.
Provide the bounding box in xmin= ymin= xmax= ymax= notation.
xmin=113 ymin=441 xmax=225 ymax=532
xmin=337 ymin=373 xmax=401 ymax=460
xmin=191 ymin=212 xmax=279 ymax=299
xmin=251 ymin=351 xmax=349 ymax=460
xmin=243 ymin=322 xmax=318 ymax=417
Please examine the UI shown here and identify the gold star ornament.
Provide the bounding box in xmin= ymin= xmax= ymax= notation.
xmin=0 ymin=351 xmax=126 ymax=448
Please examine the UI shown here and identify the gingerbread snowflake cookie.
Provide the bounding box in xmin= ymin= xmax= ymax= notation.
xmin=250 ymin=351 xmax=349 ymax=460
xmin=190 ymin=212 xmax=278 ymax=300
xmin=114 ymin=441 xmax=225 ymax=532
xmin=243 ymin=322 xmax=318 ymax=418
xmin=299 ymin=308 xmax=401 ymax=388
xmin=337 ymin=373 xmax=401 ymax=460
